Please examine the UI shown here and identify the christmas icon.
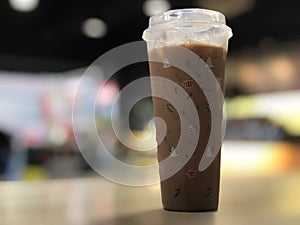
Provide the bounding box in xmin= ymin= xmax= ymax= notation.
xmin=206 ymin=146 xmax=214 ymax=158
xmin=173 ymin=187 xmax=181 ymax=198
xmin=170 ymin=147 xmax=178 ymax=157
xmin=185 ymin=168 xmax=197 ymax=178
xmin=166 ymin=103 xmax=175 ymax=113
xmin=205 ymin=57 xmax=214 ymax=68
xmin=205 ymin=103 xmax=210 ymax=112
xmin=188 ymin=125 xmax=195 ymax=137
xmin=163 ymin=58 xmax=171 ymax=68
xmin=182 ymin=79 xmax=195 ymax=88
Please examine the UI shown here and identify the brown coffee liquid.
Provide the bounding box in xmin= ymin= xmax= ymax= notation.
xmin=149 ymin=41 xmax=227 ymax=211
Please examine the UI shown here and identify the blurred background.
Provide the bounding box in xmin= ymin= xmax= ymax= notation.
xmin=0 ymin=0 xmax=300 ymax=181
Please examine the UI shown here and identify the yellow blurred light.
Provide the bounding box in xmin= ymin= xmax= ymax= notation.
xmin=222 ymin=141 xmax=296 ymax=177
xmin=226 ymin=90 xmax=300 ymax=136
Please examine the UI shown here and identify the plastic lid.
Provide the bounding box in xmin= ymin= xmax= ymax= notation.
xmin=149 ymin=8 xmax=227 ymax=27
xmin=142 ymin=8 xmax=232 ymax=46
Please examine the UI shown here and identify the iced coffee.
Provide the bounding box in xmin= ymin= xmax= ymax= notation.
xmin=143 ymin=8 xmax=232 ymax=212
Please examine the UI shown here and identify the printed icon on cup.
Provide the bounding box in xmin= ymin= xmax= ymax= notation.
xmin=159 ymin=166 xmax=166 ymax=180
xmin=205 ymin=57 xmax=214 ymax=68
xmin=205 ymin=103 xmax=210 ymax=112
xmin=173 ymin=187 xmax=181 ymax=198
xmin=185 ymin=168 xmax=197 ymax=178
xmin=182 ymin=79 xmax=195 ymax=88
xmin=156 ymin=128 xmax=161 ymax=139
xmin=156 ymin=127 xmax=164 ymax=143
xmin=206 ymin=146 xmax=214 ymax=158
xmin=174 ymin=86 xmax=178 ymax=94
xmin=206 ymin=188 xmax=212 ymax=198
xmin=163 ymin=58 xmax=171 ymax=68
xmin=170 ymin=147 xmax=178 ymax=157
xmin=188 ymin=125 xmax=195 ymax=137
xmin=166 ymin=103 xmax=175 ymax=113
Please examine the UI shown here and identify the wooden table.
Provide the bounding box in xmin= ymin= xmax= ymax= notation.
xmin=0 ymin=171 xmax=300 ymax=225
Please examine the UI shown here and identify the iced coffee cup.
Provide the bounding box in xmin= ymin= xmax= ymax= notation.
xmin=142 ymin=8 xmax=232 ymax=211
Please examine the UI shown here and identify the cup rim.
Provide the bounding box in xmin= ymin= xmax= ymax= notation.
xmin=149 ymin=8 xmax=227 ymax=27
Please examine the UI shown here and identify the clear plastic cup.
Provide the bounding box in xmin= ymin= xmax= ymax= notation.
xmin=143 ymin=8 xmax=232 ymax=212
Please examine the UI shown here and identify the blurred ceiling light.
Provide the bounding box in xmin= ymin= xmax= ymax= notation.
xmin=198 ymin=0 xmax=255 ymax=19
xmin=143 ymin=0 xmax=171 ymax=17
xmin=81 ymin=18 xmax=108 ymax=39
xmin=9 ymin=0 xmax=39 ymax=12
